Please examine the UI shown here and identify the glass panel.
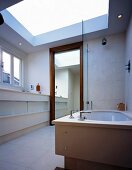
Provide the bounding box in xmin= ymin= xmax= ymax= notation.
xmin=55 ymin=49 xmax=80 ymax=119
xmin=2 ymin=51 xmax=11 ymax=84
xmin=0 ymin=65 xmax=1 ymax=82
xmin=14 ymin=57 xmax=20 ymax=86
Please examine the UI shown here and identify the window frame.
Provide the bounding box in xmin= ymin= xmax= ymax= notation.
xmin=0 ymin=47 xmax=22 ymax=88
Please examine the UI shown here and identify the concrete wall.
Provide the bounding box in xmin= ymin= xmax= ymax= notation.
xmin=125 ymin=15 xmax=132 ymax=111
xmin=83 ymin=33 xmax=125 ymax=110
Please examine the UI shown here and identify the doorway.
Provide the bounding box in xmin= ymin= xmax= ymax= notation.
xmin=50 ymin=42 xmax=83 ymax=125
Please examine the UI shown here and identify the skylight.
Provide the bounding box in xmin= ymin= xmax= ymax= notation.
xmin=55 ymin=50 xmax=80 ymax=68
xmin=7 ymin=0 xmax=109 ymax=36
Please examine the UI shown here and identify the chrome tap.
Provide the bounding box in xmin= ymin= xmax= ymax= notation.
xmin=79 ymin=111 xmax=86 ymax=120
xmin=69 ymin=110 xmax=74 ymax=119
xmin=79 ymin=110 xmax=91 ymax=120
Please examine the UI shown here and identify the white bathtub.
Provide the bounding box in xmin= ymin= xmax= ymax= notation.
xmin=81 ymin=111 xmax=132 ymax=121
xmin=53 ymin=110 xmax=132 ymax=169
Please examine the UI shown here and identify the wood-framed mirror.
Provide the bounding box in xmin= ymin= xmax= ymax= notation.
xmin=50 ymin=42 xmax=83 ymax=125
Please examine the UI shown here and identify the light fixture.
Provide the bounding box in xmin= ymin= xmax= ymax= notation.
xmin=117 ymin=14 xmax=123 ymax=19
xmin=102 ymin=38 xmax=107 ymax=45
xmin=19 ymin=42 xmax=22 ymax=46
xmin=125 ymin=60 xmax=131 ymax=73
xmin=0 ymin=13 xmax=4 ymax=25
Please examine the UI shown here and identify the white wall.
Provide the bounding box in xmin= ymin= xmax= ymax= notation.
xmin=1 ymin=31 xmax=126 ymax=112
xmin=55 ymin=69 xmax=70 ymax=117
xmin=125 ymin=15 xmax=132 ymax=111
xmin=0 ymin=38 xmax=27 ymax=59
xmin=55 ymin=69 xmax=80 ymax=114
xmin=73 ymin=73 xmax=80 ymax=111
xmin=55 ymin=69 xmax=68 ymax=98
xmin=55 ymin=97 xmax=68 ymax=118
xmin=68 ymin=70 xmax=74 ymax=113
xmin=83 ymin=33 xmax=125 ymax=110
xmin=26 ymin=49 xmax=50 ymax=95
xmin=25 ymin=32 xmax=126 ymax=111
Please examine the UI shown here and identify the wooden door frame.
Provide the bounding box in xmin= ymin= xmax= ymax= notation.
xmin=50 ymin=42 xmax=83 ymax=125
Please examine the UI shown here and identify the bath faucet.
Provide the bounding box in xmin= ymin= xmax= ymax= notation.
xmin=80 ymin=111 xmax=84 ymax=120
xmin=79 ymin=111 xmax=91 ymax=120
xmin=69 ymin=110 xmax=74 ymax=119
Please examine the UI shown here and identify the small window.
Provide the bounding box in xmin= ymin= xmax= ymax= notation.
xmin=0 ymin=49 xmax=22 ymax=87
xmin=2 ymin=51 xmax=11 ymax=84
xmin=14 ymin=57 xmax=21 ymax=86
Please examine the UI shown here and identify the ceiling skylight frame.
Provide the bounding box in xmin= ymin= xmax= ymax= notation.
xmin=7 ymin=0 xmax=109 ymax=36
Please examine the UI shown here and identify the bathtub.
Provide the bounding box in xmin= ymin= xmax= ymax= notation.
xmin=79 ymin=110 xmax=132 ymax=121
xmin=53 ymin=110 xmax=132 ymax=169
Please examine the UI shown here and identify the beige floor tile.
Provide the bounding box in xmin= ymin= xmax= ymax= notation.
xmin=0 ymin=126 xmax=64 ymax=170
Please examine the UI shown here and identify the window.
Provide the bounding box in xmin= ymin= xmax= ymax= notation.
xmin=0 ymin=49 xmax=22 ymax=87
xmin=14 ymin=57 xmax=21 ymax=86
xmin=2 ymin=51 xmax=11 ymax=84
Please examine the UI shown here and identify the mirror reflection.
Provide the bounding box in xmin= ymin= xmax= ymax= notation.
xmin=55 ymin=49 xmax=80 ymax=118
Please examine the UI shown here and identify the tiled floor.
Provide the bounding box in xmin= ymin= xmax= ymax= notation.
xmin=0 ymin=126 xmax=64 ymax=170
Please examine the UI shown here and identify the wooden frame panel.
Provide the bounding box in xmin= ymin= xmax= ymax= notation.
xmin=50 ymin=42 xmax=83 ymax=125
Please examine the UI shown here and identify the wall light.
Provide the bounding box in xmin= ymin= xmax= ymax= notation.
xmin=117 ymin=14 xmax=123 ymax=19
xmin=102 ymin=38 xmax=107 ymax=45
xmin=125 ymin=60 xmax=131 ymax=73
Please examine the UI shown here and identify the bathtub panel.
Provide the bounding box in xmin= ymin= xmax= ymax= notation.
xmin=55 ymin=124 xmax=132 ymax=168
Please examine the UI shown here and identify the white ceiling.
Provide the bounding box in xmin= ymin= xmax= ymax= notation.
xmin=0 ymin=0 xmax=132 ymax=54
